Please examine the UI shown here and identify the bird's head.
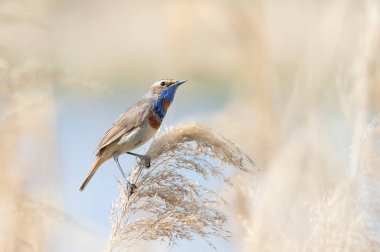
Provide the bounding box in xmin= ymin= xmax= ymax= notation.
xmin=149 ymin=79 xmax=187 ymax=118
xmin=150 ymin=79 xmax=187 ymax=95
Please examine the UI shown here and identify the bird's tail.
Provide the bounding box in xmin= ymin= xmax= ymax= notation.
xmin=79 ymin=157 xmax=106 ymax=192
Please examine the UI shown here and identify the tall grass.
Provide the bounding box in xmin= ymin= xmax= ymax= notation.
xmin=215 ymin=1 xmax=380 ymax=251
xmin=0 ymin=60 xmax=58 ymax=251
xmin=1 ymin=0 xmax=380 ymax=251
xmin=108 ymin=124 xmax=254 ymax=251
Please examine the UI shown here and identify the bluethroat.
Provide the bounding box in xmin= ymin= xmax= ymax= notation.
xmin=79 ymin=79 xmax=187 ymax=191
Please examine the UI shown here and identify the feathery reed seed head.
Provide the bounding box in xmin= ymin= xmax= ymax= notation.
xmin=108 ymin=124 xmax=254 ymax=251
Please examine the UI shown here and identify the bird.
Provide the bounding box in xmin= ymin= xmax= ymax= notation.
xmin=79 ymin=79 xmax=187 ymax=191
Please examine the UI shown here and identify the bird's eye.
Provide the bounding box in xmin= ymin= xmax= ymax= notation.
xmin=160 ymin=81 xmax=165 ymax=86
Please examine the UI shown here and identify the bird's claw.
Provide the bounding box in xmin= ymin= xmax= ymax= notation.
xmin=127 ymin=181 xmax=137 ymax=194
xmin=140 ymin=155 xmax=151 ymax=168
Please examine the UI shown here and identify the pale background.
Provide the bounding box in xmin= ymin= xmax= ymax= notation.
xmin=1 ymin=0 xmax=380 ymax=251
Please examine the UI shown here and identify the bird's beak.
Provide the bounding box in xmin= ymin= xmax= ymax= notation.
xmin=174 ymin=80 xmax=187 ymax=86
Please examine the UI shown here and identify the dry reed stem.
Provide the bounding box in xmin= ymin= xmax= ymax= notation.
xmin=108 ymin=124 xmax=254 ymax=251
xmin=0 ymin=58 xmax=101 ymax=251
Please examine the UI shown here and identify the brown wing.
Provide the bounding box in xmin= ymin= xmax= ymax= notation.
xmin=95 ymin=98 xmax=150 ymax=156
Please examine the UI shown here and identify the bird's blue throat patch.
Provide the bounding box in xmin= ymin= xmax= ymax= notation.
xmin=152 ymin=85 xmax=179 ymax=119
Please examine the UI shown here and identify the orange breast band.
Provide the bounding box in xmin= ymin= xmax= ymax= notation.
xmin=162 ymin=100 xmax=171 ymax=111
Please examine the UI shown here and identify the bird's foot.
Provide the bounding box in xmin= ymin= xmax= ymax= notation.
xmin=126 ymin=152 xmax=151 ymax=168
xmin=140 ymin=155 xmax=151 ymax=168
xmin=127 ymin=180 xmax=137 ymax=194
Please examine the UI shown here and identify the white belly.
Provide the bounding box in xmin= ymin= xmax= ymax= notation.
xmin=117 ymin=120 xmax=158 ymax=152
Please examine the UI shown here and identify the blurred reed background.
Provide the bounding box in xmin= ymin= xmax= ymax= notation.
xmin=1 ymin=0 xmax=380 ymax=251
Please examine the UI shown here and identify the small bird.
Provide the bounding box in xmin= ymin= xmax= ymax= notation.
xmin=79 ymin=79 xmax=187 ymax=191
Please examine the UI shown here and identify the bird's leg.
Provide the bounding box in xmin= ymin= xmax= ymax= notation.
xmin=113 ymin=156 xmax=136 ymax=189
xmin=126 ymin=152 xmax=151 ymax=168
xmin=113 ymin=156 xmax=127 ymax=180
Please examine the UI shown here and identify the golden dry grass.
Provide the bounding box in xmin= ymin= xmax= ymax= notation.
xmin=108 ymin=124 xmax=254 ymax=251
xmin=213 ymin=1 xmax=380 ymax=251
xmin=0 ymin=60 xmax=58 ymax=251
xmin=1 ymin=0 xmax=380 ymax=251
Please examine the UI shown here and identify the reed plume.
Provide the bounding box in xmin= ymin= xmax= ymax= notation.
xmin=108 ymin=124 xmax=254 ymax=251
